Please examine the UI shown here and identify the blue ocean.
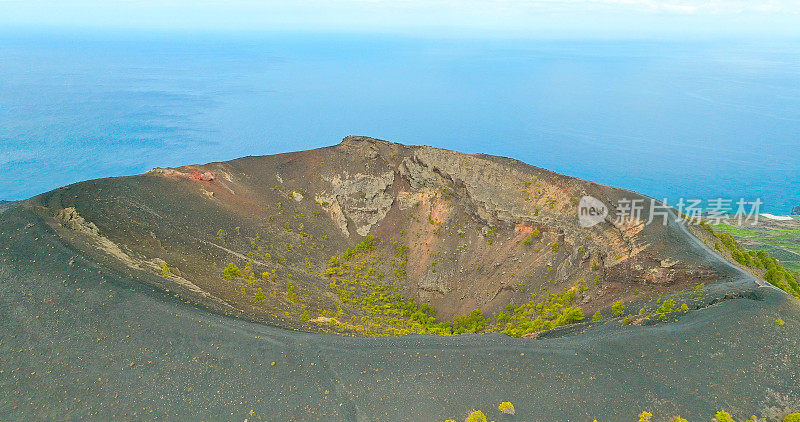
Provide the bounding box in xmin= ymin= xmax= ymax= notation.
xmin=1 ymin=30 xmax=798 ymax=212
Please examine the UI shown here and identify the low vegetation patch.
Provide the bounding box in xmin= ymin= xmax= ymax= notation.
xmin=315 ymin=236 xmax=456 ymax=336
xmin=216 ymin=226 xmax=698 ymax=338
xmin=701 ymin=221 xmax=800 ymax=298
xmin=493 ymin=288 xmax=584 ymax=337
xmin=312 ymin=235 xmax=591 ymax=337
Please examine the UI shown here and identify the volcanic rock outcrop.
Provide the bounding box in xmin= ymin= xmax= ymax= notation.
xmin=7 ymin=136 xmax=728 ymax=334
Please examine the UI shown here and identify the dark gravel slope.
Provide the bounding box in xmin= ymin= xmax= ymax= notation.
xmin=1 ymin=205 xmax=798 ymax=421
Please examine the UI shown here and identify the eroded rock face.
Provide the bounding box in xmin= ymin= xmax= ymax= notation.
xmin=315 ymin=193 xmax=350 ymax=236
xmin=51 ymin=207 xmax=224 ymax=305
xmin=318 ymin=171 xmax=395 ymax=237
xmin=56 ymin=207 xmax=99 ymax=236
xmin=314 ymin=137 xmax=712 ymax=317
xmin=399 ymin=155 xmax=448 ymax=191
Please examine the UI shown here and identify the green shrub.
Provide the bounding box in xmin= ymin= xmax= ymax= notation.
xmin=262 ymin=269 xmax=276 ymax=281
xmin=551 ymin=242 xmax=560 ymax=252
xmin=718 ymin=232 xmax=737 ymax=250
xmin=784 ymin=413 xmax=800 ymax=422
xmin=286 ymin=281 xmax=300 ymax=302
xmin=452 ymin=309 xmax=488 ymax=334
xmin=639 ymin=411 xmax=652 ymax=422
xmin=223 ymin=263 xmax=240 ymax=279
xmin=591 ymin=311 xmax=602 ymax=322
xmin=342 ymin=235 xmax=378 ymax=260
xmin=241 ymin=262 xmax=256 ymax=282
xmin=715 ymin=410 xmax=735 ymax=422
xmin=523 ymin=230 xmax=541 ymax=245
xmin=253 ymin=288 xmax=266 ymax=302
xmin=691 ymin=282 xmax=705 ymax=298
xmin=465 ymin=410 xmax=487 ymax=422
xmin=656 ymin=298 xmax=676 ymax=314
xmin=499 ymin=288 xmax=584 ymax=337
xmin=498 ymin=401 xmax=515 ymax=415
xmin=611 ymin=301 xmax=625 ymax=316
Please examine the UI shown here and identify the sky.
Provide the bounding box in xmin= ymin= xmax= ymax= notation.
xmin=1 ymin=0 xmax=800 ymax=38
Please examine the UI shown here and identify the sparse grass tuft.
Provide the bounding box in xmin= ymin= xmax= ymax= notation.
xmin=286 ymin=281 xmax=300 ymax=303
xmin=253 ymin=288 xmax=266 ymax=302
xmin=160 ymin=262 xmax=173 ymax=279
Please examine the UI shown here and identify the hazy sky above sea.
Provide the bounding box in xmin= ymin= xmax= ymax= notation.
xmin=2 ymin=0 xmax=800 ymax=38
xmin=1 ymin=3 xmax=798 ymax=211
